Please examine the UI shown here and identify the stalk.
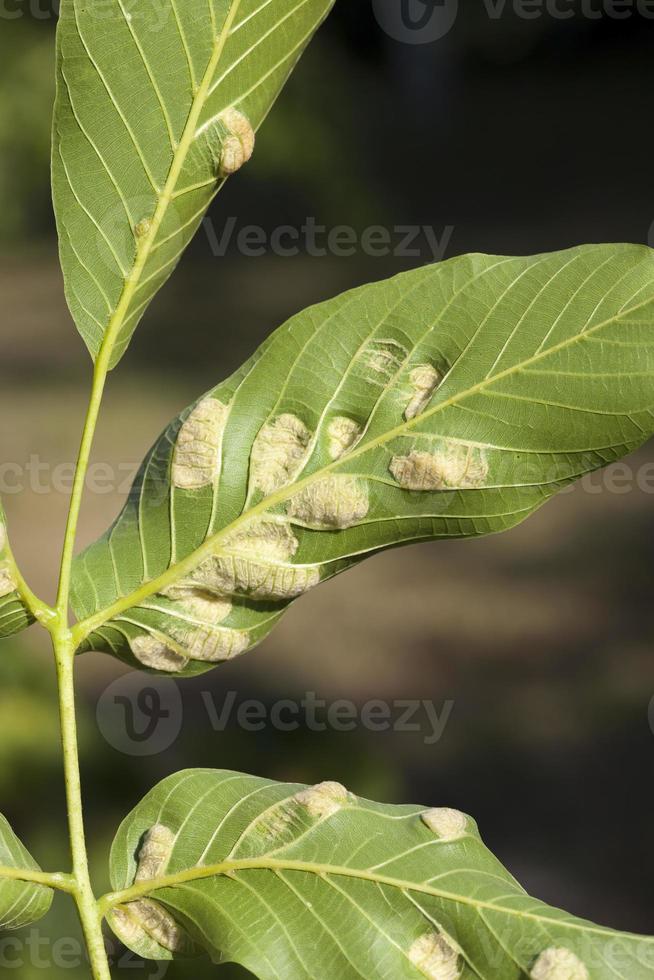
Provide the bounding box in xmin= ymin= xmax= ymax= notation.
xmin=51 ymin=351 xmax=114 ymax=978
xmin=52 ymin=632 xmax=112 ymax=980
xmin=55 ymin=359 xmax=109 ymax=616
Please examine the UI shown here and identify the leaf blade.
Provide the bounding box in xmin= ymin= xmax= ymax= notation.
xmin=52 ymin=0 xmax=335 ymax=367
xmin=0 ymin=504 xmax=34 ymax=640
xmin=71 ymin=244 xmax=654 ymax=672
xmin=106 ymin=769 xmax=654 ymax=977
xmin=0 ymin=815 xmax=53 ymax=930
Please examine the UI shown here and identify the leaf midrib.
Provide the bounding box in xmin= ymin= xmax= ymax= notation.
xmin=101 ymin=856 xmax=653 ymax=945
xmin=90 ymin=0 xmax=244 ymax=372
xmin=72 ymin=278 xmax=654 ymax=645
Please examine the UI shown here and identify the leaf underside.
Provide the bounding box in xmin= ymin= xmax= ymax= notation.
xmin=52 ymin=0 xmax=334 ymax=367
xmin=0 ymin=594 xmax=32 ymax=641
xmin=70 ymin=244 xmax=654 ymax=674
xmin=107 ymin=769 xmax=654 ymax=978
xmin=0 ymin=504 xmax=33 ymax=639
xmin=0 ymin=815 xmax=52 ymax=929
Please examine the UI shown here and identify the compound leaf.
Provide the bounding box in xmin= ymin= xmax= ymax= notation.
xmin=0 ymin=815 xmax=53 ymax=929
xmin=105 ymin=768 xmax=654 ymax=977
xmin=52 ymin=0 xmax=334 ymax=367
xmin=0 ymin=504 xmax=34 ymax=639
xmin=71 ymin=244 xmax=654 ymax=674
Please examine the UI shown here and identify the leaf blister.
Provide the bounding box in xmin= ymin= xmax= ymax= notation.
xmin=71 ymin=246 xmax=654 ymax=674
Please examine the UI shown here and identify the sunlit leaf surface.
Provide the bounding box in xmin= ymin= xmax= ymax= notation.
xmin=106 ymin=769 xmax=654 ymax=977
xmin=52 ymin=0 xmax=334 ymax=366
xmin=72 ymin=245 xmax=654 ymax=675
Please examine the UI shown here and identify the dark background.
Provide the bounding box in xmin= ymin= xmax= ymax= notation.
xmin=0 ymin=2 xmax=653 ymax=976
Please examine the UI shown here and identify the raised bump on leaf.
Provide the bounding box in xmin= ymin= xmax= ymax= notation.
xmin=134 ymin=218 xmax=152 ymax=239
xmin=172 ymin=398 xmax=229 ymax=491
xmin=287 ymin=476 xmax=369 ymax=529
xmin=0 ymin=524 xmax=14 ymax=598
xmin=409 ymin=932 xmax=462 ymax=980
xmin=214 ymin=108 xmax=255 ymax=177
xmin=530 ymin=947 xmax=589 ymax=980
xmin=135 ymin=825 xmax=176 ymax=884
xmin=405 ymin=364 xmax=443 ymax=421
xmin=130 ymin=636 xmax=188 ymax=673
xmin=421 ymin=808 xmax=468 ymax=842
xmin=53 ymin=0 xmax=335 ymax=365
xmin=225 ymin=520 xmax=299 ymax=563
xmin=0 ymin=564 xmax=15 ymax=599
xmin=365 ymin=338 xmax=408 ymax=382
xmin=249 ymin=414 xmax=312 ymax=495
xmin=327 ymin=416 xmax=362 ymax=460
xmin=167 ymin=623 xmax=249 ymax=663
xmin=251 ymin=802 xmax=297 ymax=844
xmin=170 ymin=519 xmax=320 ymax=602
xmin=161 ymin=588 xmax=232 ymax=625
xmin=112 ymin=899 xmax=190 ymax=955
xmin=189 ymin=554 xmax=320 ymax=601
xmin=72 ymin=246 xmax=654 ymax=678
xmin=390 ymin=444 xmax=489 ymax=492
xmin=108 ymin=767 xmax=654 ymax=975
xmin=294 ymin=781 xmax=352 ymax=819
xmin=111 ymin=821 xmax=193 ymax=955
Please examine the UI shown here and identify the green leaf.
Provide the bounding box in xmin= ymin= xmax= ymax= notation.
xmin=0 ymin=505 xmax=33 ymax=639
xmin=71 ymin=244 xmax=654 ymax=674
xmin=52 ymin=0 xmax=334 ymax=368
xmin=0 ymin=815 xmax=53 ymax=929
xmin=105 ymin=769 xmax=654 ymax=977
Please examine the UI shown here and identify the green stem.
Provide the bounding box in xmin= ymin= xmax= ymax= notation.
xmin=39 ymin=10 xmax=251 ymax=977
xmin=49 ymin=326 xmax=113 ymax=980
xmin=53 ymin=633 xmax=112 ymax=980
xmin=0 ymin=866 xmax=74 ymax=891
xmin=55 ymin=360 xmax=109 ymax=617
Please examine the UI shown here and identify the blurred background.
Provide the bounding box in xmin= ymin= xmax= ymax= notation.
xmin=1 ymin=1 xmax=654 ymax=976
